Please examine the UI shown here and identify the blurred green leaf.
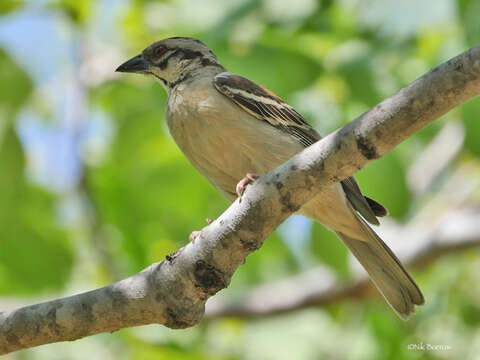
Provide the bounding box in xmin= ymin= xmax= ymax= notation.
xmin=231 ymin=231 xmax=298 ymax=288
xmin=0 ymin=49 xmax=32 ymax=120
xmin=336 ymin=53 xmax=382 ymax=107
xmin=461 ymin=302 xmax=480 ymax=327
xmin=129 ymin=341 xmax=223 ymax=360
xmin=462 ymin=97 xmax=480 ymax=157
xmin=310 ymin=222 xmax=350 ymax=278
xmin=457 ymin=0 xmax=480 ymax=47
xmin=0 ymin=47 xmax=72 ymax=294
xmin=354 ymin=150 xmax=411 ymax=219
xmin=365 ymin=305 xmax=408 ymax=360
xmin=122 ymin=0 xmax=150 ymax=47
xmin=48 ymin=0 xmax=93 ymax=24
xmin=0 ymin=0 xmax=24 ymax=15
xmin=0 ymin=127 xmax=73 ymax=294
xmin=205 ymin=0 xmax=260 ymax=42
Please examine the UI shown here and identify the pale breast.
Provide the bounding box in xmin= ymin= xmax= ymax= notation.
xmin=166 ymin=77 xmax=305 ymax=200
xmin=165 ymin=76 xmax=366 ymax=236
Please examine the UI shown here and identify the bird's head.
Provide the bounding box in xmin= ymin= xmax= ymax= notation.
xmin=116 ymin=37 xmax=223 ymax=91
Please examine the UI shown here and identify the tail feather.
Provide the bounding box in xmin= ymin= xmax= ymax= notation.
xmin=364 ymin=196 xmax=389 ymax=217
xmin=336 ymin=222 xmax=424 ymax=319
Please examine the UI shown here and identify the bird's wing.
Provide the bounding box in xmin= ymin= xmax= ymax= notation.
xmin=213 ymin=72 xmax=320 ymax=147
xmin=213 ymin=72 xmax=385 ymax=224
xmin=341 ymin=177 xmax=382 ymax=225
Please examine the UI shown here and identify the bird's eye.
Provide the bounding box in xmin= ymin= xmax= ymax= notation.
xmin=154 ymin=46 xmax=166 ymax=57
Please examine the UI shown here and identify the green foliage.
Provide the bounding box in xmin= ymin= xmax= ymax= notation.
xmin=462 ymin=98 xmax=480 ymax=157
xmin=0 ymin=50 xmax=32 ymax=121
xmin=458 ymin=0 xmax=480 ymax=46
xmin=0 ymin=52 xmax=72 ymax=294
xmin=310 ymin=222 xmax=350 ymax=278
xmin=48 ymin=0 xmax=93 ymax=24
xmin=232 ymin=231 xmax=298 ymax=288
xmin=355 ymin=150 xmax=411 ymax=219
xmin=0 ymin=0 xmax=24 ymax=15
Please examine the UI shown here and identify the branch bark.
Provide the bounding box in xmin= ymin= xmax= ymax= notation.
xmin=1 ymin=45 xmax=479 ymax=355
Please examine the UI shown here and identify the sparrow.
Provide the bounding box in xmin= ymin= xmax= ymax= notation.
xmin=116 ymin=37 xmax=424 ymax=319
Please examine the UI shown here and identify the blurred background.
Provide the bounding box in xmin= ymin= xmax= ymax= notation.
xmin=1 ymin=0 xmax=480 ymax=359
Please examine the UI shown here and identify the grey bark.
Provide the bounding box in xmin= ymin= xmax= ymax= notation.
xmin=1 ymin=45 xmax=479 ymax=355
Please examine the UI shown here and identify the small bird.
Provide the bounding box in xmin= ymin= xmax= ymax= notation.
xmin=116 ymin=37 xmax=424 ymax=319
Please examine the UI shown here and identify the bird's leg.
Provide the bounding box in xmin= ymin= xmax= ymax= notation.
xmin=189 ymin=218 xmax=215 ymax=242
xmin=189 ymin=231 xmax=202 ymax=242
xmin=236 ymin=173 xmax=261 ymax=197
xmin=190 ymin=174 xmax=260 ymax=242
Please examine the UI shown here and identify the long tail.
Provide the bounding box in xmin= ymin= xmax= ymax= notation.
xmin=336 ymin=220 xmax=424 ymax=319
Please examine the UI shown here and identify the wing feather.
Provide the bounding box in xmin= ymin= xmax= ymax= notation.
xmin=213 ymin=72 xmax=386 ymax=224
xmin=214 ymin=72 xmax=320 ymax=145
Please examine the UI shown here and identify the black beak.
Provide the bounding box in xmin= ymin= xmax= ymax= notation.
xmin=116 ymin=54 xmax=149 ymax=73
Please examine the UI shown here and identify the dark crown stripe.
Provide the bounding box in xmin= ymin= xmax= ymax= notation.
xmin=157 ymin=50 xmax=180 ymax=70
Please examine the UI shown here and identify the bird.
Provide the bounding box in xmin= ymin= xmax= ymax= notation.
xmin=116 ymin=36 xmax=424 ymax=319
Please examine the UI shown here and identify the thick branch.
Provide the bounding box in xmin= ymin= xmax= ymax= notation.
xmin=1 ymin=46 xmax=479 ymax=354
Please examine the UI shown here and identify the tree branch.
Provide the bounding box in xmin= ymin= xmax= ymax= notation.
xmin=1 ymin=45 xmax=479 ymax=355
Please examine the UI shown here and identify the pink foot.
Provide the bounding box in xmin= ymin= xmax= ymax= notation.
xmin=189 ymin=231 xmax=201 ymax=242
xmin=236 ymin=173 xmax=261 ymax=197
xmin=189 ymin=218 xmax=214 ymax=242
